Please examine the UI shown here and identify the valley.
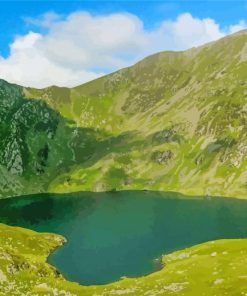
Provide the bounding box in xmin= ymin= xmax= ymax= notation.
xmin=0 ymin=30 xmax=247 ymax=295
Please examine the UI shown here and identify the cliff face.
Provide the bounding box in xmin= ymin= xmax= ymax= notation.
xmin=1 ymin=30 xmax=247 ymax=198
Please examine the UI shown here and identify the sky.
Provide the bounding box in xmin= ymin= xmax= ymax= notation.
xmin=0 ymin=0 xmax=246 ymax=88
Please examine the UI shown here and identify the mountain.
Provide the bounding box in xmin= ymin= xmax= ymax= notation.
xmin=0 ymin=30 xmax=247 ymax=198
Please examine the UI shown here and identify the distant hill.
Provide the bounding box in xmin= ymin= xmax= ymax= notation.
xmin=1 ymin=30 xmax=247 ymax=198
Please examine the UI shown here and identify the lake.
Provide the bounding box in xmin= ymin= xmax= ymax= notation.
xmin=0 ymin=191 xmax=247 ymax=285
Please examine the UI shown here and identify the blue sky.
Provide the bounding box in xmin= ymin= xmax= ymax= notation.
xmin=0 ymin=0 xmax=246 ymax=54
xmin=0 ymin=0 xmax=246 ymax=87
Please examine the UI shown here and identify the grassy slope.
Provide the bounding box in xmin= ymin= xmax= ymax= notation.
xmin=0 ymin=223 xmax=247 ymax=295
xmin=0 ymin=30 xmax=246 ymax=198
xmin=23 ymin=30 xmax=247 ymax=199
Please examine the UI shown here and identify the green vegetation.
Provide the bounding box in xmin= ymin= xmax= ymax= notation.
xmin=1 ymin=30 xmax=247 ymax=293
xmin=0 ymin=30 xmax=247 ymax=198
xmin=1 ymin=223 xmax=247 ymax=295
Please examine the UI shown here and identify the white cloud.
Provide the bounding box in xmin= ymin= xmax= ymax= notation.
xmin=0 ymin=12 xmax=246 ymax=88
xmin=154 ymin=13 xmax=225 ymax=50
xmin=0 ymin=31 xmax=101 ymax=87
xmin=24 ymin=12 xmax=62 ymax=28
xmin=229 ymin=20 xmax=246 ymax=34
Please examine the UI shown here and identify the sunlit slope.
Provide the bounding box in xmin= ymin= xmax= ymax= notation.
xmin=1 ymin=223 xmax=247 ymax=295
xmin=25 ymin=30 xmax=247 ymax=131
xmin=1 ymin=30 xmax=247 ymax=198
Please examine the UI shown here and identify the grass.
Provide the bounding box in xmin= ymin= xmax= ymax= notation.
xmin=1 ymin=223 xmax=247 ymax=295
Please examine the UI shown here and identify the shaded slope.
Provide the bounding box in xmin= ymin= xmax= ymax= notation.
xmin=0 ymin=80 xmax=111 ymax=197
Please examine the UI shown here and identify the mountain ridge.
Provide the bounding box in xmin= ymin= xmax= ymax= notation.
xmin=0 ymin=30 xmax=247 ymax=198
xmin=3 ymin=28 xmax=247 ymax=90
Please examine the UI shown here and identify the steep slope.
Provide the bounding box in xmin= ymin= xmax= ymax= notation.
xmin=1 ymin=30 xmax=247 ymax=198
xmin=0 ymin=80 xmax=112 ymax=197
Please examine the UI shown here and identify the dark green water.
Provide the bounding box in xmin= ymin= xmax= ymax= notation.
xmin=1 ymin=191 xmax=247 ymax=285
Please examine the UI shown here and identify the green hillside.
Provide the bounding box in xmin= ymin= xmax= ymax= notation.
xmin=0 ymin=30 xmax=247 ymax=198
